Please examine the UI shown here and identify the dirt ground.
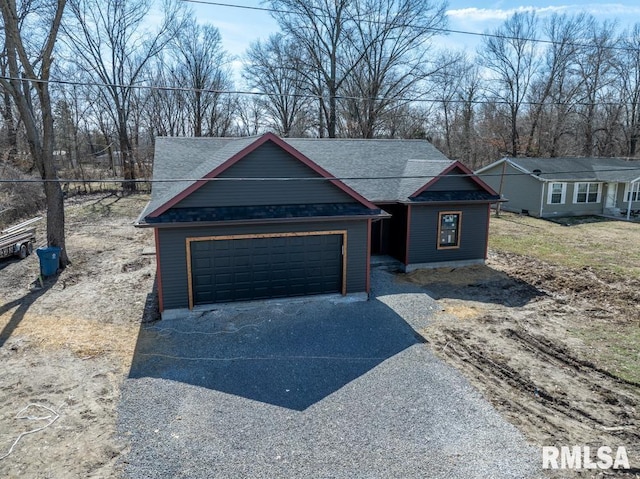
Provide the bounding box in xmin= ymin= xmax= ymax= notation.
xmin=403 ymin=253 xmax=640 ymax=478
xmin=0 ymin=194 xmax=155 ymax=478
xmin=1 ymin=194 xmax=639 ymax=478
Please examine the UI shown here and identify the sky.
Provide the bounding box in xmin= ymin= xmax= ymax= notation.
xmin=182 ymin=0 xmax=640 ymax=73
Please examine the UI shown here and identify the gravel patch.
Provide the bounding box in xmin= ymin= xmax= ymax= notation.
xmin=118 ymin=269 xmax=539 ymax=478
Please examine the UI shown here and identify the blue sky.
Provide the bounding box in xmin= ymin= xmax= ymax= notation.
xmin=183 ymin=1 xmax=640 ymax=65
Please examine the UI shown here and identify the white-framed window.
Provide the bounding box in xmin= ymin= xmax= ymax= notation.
xmin=437 ymin=211 xmax=462 ymax=249
xmin=573 ymin=182 xmax=602 ymax=204
xmin=547 ymin=182 xmax=567 ymax=204
xmin=624 ymin=182 xmax=640 ymax=202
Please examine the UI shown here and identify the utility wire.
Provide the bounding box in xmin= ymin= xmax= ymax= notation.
xmin=1 ymin=74 xmax=638 ymax=108
xmin=2 ymin=167 xmax=640 ymax=183
xmin=180 ymin=0 xmax=640 ymax=53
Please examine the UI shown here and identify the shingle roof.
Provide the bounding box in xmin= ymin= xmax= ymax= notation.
xmin=144 ymin=136 xmax=456 ymax=219
xmin=283 ymin=138 xmax=454 ymax=202
xmin=504 ymin=157 xmax=640 ymax=182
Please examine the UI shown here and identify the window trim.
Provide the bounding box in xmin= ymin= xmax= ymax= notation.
xmin=437 ymin=211 xmax=462 ymax=250
xmin=572 ymin=182 xmax=602 ymax=204
xmin=547 ymin=182 xmax=567 ymax=205
xmin=624 ymin=182 xmax=640 ymax=202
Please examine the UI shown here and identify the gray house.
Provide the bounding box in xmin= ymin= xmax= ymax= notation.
xmin=136 ymin=133 xmax=500 ymax=313
xmin=477 ymin=157 xmax=640 ymax=219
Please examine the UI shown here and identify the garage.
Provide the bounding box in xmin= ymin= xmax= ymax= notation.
xmin=187 ymin=232 xmax=346 ymax=306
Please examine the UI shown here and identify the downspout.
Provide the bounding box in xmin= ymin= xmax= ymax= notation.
xmin=539 ymin=181 xmax=545 ymax=217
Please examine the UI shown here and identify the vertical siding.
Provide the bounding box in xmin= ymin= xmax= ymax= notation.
xmin=175 ymin=142 xmax=355 ymax=208
xmin=157 ymin=220 xmax=368 ymax=310
xmin=408 ymin=204 xmax=489 ymax=265
xmin=479 ymin=163 xmax=542 ymax=215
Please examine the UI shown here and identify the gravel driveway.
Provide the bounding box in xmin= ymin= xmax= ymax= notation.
xmin=118 ymin=270 xmax=539 ymax=478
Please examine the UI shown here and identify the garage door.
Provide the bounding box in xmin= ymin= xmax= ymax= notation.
xmin=189 ymin=233 xmax=344 ymax=305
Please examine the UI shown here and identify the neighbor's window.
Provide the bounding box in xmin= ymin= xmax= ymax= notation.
xmin=574 ymin=182 xmax=601 ymax=203
xmin=438 ymin=212 xmax=462 ymax=249
xmin=624 ymin=182 xmax=640 ymax=202
xmin=547 ymin=182 xmax=566 ymax=204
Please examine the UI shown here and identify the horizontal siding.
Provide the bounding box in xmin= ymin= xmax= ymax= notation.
xmin=176 ymin=142 xmax=355 ymax=208
xmin=157 ymin=219 xmax=368 ymax=310
xmin=479 ymin=163 xmax=542 ymax=215
xmin=541 ymin=182 xmax=604 ymax=217
xmin=427 ymin=170 xmax=483 ymax=191
xmin=615 ymin=183 xmax=640 ymax=209
xmin=408 ymin=204 xmax=489 ymax=265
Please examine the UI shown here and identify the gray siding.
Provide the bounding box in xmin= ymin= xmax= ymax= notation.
xmin=408 ymin=204 xmax=489 ymax=265
xmin=427 ymin=169 xmax=483 ymax=191
xmin=539 ymin=182 xmax=604 ymax=217
xmin=615 ymin=182 xmax=640 ymax=209
xmin=479 ymin=163 xmax=542 ymax=215
xmin=157 ymin=219 xmax=368 ymax=310
xmin=175 ymin=142 xmax=355 ymax=208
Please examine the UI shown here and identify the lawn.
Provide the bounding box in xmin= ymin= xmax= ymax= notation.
xmin=489 ymin=211 xmax=640 ymax=384
xmin=489 ymin=212 xmax=640 ymax=280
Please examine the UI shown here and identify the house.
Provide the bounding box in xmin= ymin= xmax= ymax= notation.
xmin=477 ymin=157 xmax=640 ymax=219
xmin=136 ymin=133 xmax=500 ymax=313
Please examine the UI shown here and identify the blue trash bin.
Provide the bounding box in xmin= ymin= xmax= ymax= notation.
xmin=36 ymin=246 xmax=61 ymax=277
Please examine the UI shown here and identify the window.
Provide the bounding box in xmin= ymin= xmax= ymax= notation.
xmin=624 ymin=182 xmax=640 ymax=202
xmin=438 ymin=212 xmax=461 ymax=249
xmin=573 ymin=182 xmax=601 ymax=204
xmin=547 ymin=183 xmax=566 ymax=204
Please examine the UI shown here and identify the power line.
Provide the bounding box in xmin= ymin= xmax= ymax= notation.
xmin=2 ymin=167 xmax=640 ymax=183
xmin=1 ymin=74 xmax=638 ymax=108
xmin=180 ymin=0 xmax=640 ymax=53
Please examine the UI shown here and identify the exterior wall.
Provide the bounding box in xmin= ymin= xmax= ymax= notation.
xmin=175 ymin=142 xmax=355 ymax=208
xmin=615 ymin=182 xmax=640 ymax=210
xmin=157 ymin=219 xmax=369 ymax=310
xmin=478 ymin=163 xmax=542 ymax=215
xmin=539 ymin=182 xmax=604 ymax=217
xmin=407 ymin=204 xmax=489 ymax=265
xmin=426 ymin=171 xmax=484 ymax=191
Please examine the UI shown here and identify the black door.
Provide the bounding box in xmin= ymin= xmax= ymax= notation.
xmin=190 ymin=234 xmax=343 ymax=305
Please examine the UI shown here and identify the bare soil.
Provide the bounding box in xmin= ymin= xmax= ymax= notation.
xmin=1 ymin=195 xmax=639 ymax=478
xmin=402 ymin=252 xmax=640 ymax=478
xmin=0 ymin=194 xmax=155 ymax=478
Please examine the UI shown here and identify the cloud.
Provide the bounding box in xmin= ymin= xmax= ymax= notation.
xmin=446 ymin=3 xmax=640 ymax=23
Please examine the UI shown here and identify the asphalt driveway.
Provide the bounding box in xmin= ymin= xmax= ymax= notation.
xmin=118 ymin=270 xmax=539 ymax=478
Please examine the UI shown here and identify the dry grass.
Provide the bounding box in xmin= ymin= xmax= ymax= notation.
xmin=489 ymin=212 xmax=640 ymax=279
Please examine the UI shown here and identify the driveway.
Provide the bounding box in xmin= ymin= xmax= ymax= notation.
xmin=118 ymin=270 xmax=539 ymax=478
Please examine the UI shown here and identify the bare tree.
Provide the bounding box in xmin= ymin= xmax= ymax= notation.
xmin=170 ymin=17 xmax=233 ymax=137
xmin=523 ymin=13 xmax=586 ymax=156
xmin=575 ymin=18 xmax=618 ymax=156
xmin=341 ymin=0 xmax=447 ymax=138
xmin=63 ymin=0 xmax=184 ymax=192
xmin=480 ymin=11 xmax=539 ymax=157
xmin=268 ymin=0 xmax=356 ymax=138
xmin=618 ymin=23 xmax=640 ymax=157
xmin=0 ymin=0 xmax=70 ymax=266
xmin=243 ymin=34 xmax=312 ymax=136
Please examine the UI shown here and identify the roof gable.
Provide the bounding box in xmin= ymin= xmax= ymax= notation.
xmin=411 ymin=162 xmax=499 ymax=198
xmin=146 ymin=133 xmax=377 ymax=218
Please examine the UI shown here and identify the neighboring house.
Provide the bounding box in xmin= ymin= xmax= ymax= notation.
xmin=136 ymin=133 xmax=500 ymax=312
xmin=477 ymin=157 xmax=640 ymax=219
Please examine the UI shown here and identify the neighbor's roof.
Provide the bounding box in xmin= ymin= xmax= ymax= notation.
xmin=478 ymin=157 xmax=640 ymax=182
xmin=141 ymin=135 xmax=457 ymax=218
